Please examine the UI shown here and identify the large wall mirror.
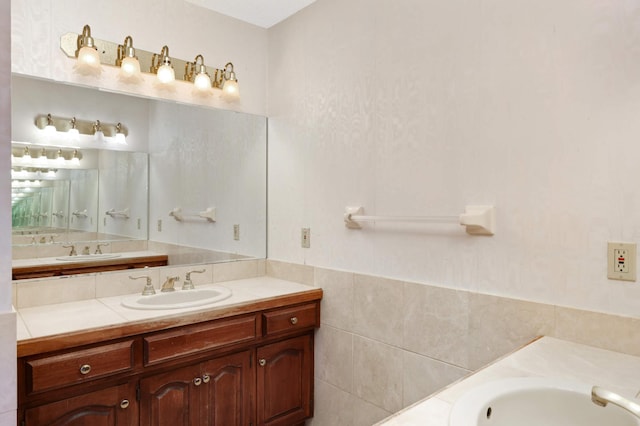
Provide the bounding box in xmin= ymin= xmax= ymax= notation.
xmin=11 ymin=75 xmax=266 ymax=271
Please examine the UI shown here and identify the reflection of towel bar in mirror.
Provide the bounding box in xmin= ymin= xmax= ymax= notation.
xmin=72 ymin=209 xmax=88 ymax=218
xmin=344 ymin=205 xmax=496 ymax=236
xmin=169 ymin=207 xmax=216 ymax=223
xmin=105 ymin=208 xmax=130 ymax=219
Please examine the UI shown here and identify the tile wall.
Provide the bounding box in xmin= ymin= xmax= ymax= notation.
xmin=266 ymin=260 xmax=640 ymax=425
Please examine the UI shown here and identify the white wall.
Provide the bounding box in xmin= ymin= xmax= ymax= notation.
xmin=12 ymin=0 xmax=268 ymax=116
xmin=267 ymin=0 xmax=640 ymax=318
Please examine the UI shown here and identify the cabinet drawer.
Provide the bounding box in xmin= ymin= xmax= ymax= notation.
xmin=26 ymin=340 xmax=136 ymax=393
xmin=144 ymin=315 xmax=257 ymax=365
xmin=262 ymin=303 xmax=319 ymax=336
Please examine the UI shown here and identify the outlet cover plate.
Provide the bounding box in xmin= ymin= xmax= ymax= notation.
xmin=607 ymin=242 xmax=637 ymax=282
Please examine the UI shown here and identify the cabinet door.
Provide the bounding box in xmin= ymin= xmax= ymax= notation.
xmin=139 ymin=364 xmax=200 ymax=426
xmin=256 ymin=334 xmax=313 ymax=426
xmin=24 ymin=382 xmax=137 ymax=426
xmin=201 ymin=350 xmax=253 ymax=426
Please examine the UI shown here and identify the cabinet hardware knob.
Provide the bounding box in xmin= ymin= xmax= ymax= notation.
xmin=120 ymin=399 xmax=130 ymax=409
xmin=202 ymin=374 xmax=210 ymax=383
xmin=193 ymin=377 xmax=202 ymax=386
xmin=259 ymin=358 xmax=267 ymax=367
xmin=290 ymin=316 xmax=298 ymax=325
xmin=79 ymin=364 xmax=91 ymax=375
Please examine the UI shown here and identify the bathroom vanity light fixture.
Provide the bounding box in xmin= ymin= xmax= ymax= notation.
xmin=60 ymin=25 xmax=240 ymax=99
xmin=35 ymin=114 xmax=128 ymax=142
xmin=151 ymin=45 xmax=175 ymax=85
xmin=74 ymin=25 xmax=101 ymax=76
xmin=185 ymin=54 xmax=212 ymax=94
xmin=115 ymin=123 xmax=127 ymax=145
xmin=117 ymin=36 xmax=142 ymax=82
xmin=11 ymin=145 xmax=83 ymax=167
xmin=93 ymin=120 xmax=105 ymax=143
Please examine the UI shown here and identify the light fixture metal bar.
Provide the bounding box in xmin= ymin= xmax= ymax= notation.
xmin=34 ymin=114 xmax=128 ymax=137
xmin=60 ymin=32 xmax=225 ymax=86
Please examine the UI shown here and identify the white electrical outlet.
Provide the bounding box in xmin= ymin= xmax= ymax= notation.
xmin=607 ymin=242 xmax=637 ymax=282
xmin=301 ymin=228 xmax=310 ymax=248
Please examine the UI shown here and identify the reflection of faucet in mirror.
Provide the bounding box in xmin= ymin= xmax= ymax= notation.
xmin=182 ymin=269 xmax=206 ymax=290
xmin=62 ymin=244 xmax=77 ymax=256
xmin=82 ymin=246 xmax=90 ymax=255
xmin=52 ymin=211 xmax=65 ymax=219
xmin=95 ymin=242 xmax=110 ymax=254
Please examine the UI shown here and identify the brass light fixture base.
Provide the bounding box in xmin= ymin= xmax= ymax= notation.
xmin=60 ymin=32 xmax=227 ymax=87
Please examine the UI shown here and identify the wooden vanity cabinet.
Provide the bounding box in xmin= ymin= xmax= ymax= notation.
xmin=18 ymin=297 xmax=321 ymax=426
xmin=139 ymin=350 xmax=253 ymax=426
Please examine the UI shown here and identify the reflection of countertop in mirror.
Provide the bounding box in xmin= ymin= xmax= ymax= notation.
xmin=376 ymin=336 xmax=640 ymax=425
xmin=16 ymin=276 xmax=321 ymax=357
xmin=12 ymin=250 xmax=169 ymax=280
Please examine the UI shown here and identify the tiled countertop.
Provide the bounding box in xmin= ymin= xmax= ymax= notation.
xmin=12 ymin=250 xmax=161 ymax=268
xmin=377 ymin=336 xmax=640 ymax=425
xmin=16 ymin=276 xmax=320 ymax=356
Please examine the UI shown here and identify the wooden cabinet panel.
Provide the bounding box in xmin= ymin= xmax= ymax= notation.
xmin=262 ymin=303 xmax=318 ymax=336
xmin=144 ymin=315 xmax=256 ymax=366
xmin=26 ymin=340 xmax=136 ymax=393
xmin=257 ymin=334 xmax=313 ymax=426
xmin=139 ymin=364 xmax=200 ymax=426
xmin=202 ymin=350 xmax=253 ymax=426
xmin=24 ymin=382 xmax=137 ymax=426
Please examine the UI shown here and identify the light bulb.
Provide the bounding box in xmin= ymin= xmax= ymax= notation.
xmin=194 ymin=72 xmax=212 ymax=92
xmin=71 ymin=150 xmax=80 ymax=165
xmin=93 ymin=120 xmax=104 ymax=143
xmin=157 ymin=64 xmax=175 ymax=84
xmin=115 ymin=123 xmax=127 ymax=145
xmin=23 ymin=147 xmax=31 ymax=162
xmin=44 ymin=114 xmax=56 ymax=135
xmin=118 ymin=36 xmax=142 ymax=83
xmin=68 ymin=117 xmax=79 ymax=142
xmin=120 ymin=57 xmax=141 ymax=80
xmin=74 ymin=25 xmax=101 ymax=76
xmin=56 ymin=149 xmax=66 ymax=164
xmin=221 ymin=62 xmax=240 ymax=101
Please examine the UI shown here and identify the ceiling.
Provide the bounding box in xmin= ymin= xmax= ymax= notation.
xmin=185 ymin=0 xmax=318 ymax=28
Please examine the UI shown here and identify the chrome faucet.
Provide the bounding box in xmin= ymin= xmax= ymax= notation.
xmin=62 ymin=244 xmax=77 ymax=256
xmin=592 ymin=386 xmax=640 ymax=420
xmin=161 ymin=276 xmax=180 ymax=292
xmin=82 ymin=245 xmax=91 ymax=255
xmin=129 ymin=275 xmax=155 ymax=295
xmin=182 ymin=269 xmax=206 ymax=290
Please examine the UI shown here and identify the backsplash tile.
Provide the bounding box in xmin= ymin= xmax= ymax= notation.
xmin=17 ymin=275 xmax=96 ymax=309
xmin=314 ymin=267 xmax=355 ymax=331
xmin=95 ymin=268 xmax=162 ymax=298
xmin=266 ymin=259 xmax=314 ymax=285
xmin=403 ymin=282 xmax=470 ymax=368
xmin=353 ymin=274 xmax=404 ymax=347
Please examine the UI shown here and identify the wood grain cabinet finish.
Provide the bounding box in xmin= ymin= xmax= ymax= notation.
xmin=18 ymin=299 xmax=320 ymax=426
xmin=25 ymin=339 xmax=137 ymax=394
xmin=24 ymin=382 xmax=138 ymax=426
xmin=257 ymin=335 xmax=313 ymax=426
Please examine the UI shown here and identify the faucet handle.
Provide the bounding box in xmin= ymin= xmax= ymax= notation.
xmin=129 ymin=275 xmax=155 ymax=295
xmin=62 ymin=244 xmax=77 ymax=256
xmin=95 ymin=242 xmax=110 ymax=254
xmin=183 ymin=269 xmax=206 ymax=290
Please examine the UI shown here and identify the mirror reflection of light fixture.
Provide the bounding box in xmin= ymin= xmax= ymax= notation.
xmin=151 ymin=45 xmax=175 ymax=84
xmin=23 ymin=147 xmax=31 ymax=161
xmin=68 ymin=117 xmax=80 ymax=142
xmin=117 ymin=36 xmax=142 ymax=83
xmin=71 ymin=149 xmax=81 ymax=165
xmin=44 ymin=114 xmax=56 ymax=135
xmin=93 ymin=120 xmax=104 ymax=143
xmin=222 ymin=62 xmax=239 ymax=101
xmin=115 ymin=123 xmax=127 ymax=145
xmin=74 ymin=25 xmax=101 ymax=76
xmin=37 ymin=148 xmax=48 ymax=165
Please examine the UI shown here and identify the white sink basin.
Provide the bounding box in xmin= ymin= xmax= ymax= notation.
xmin=449 ymin=377 xmax=640 ymax=426
xmin=55 ymin=254 xmax=122 ymax=261
xmin=121 ymin=287 xmax=232 ymax=310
